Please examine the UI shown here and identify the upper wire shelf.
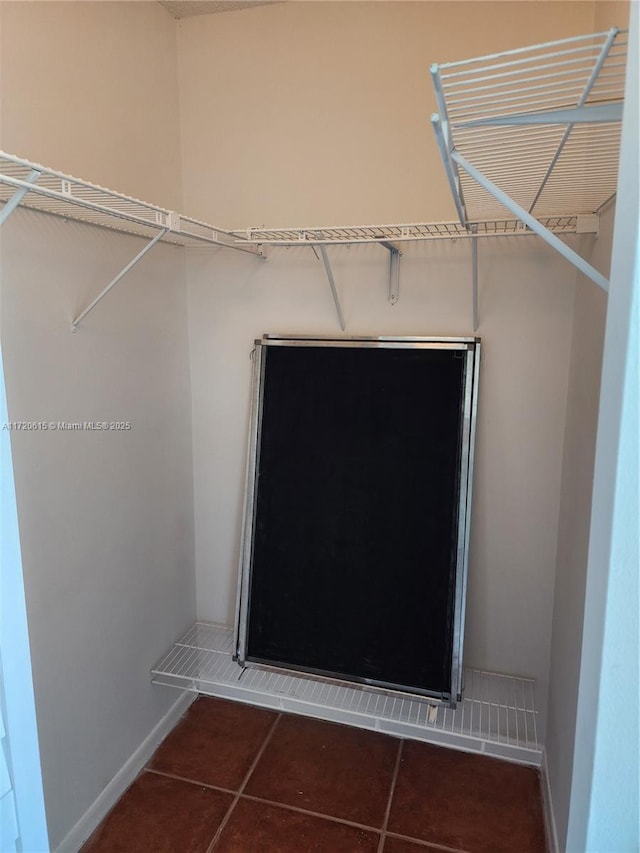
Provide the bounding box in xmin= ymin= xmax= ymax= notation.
xmin=0 ymin=151 xmax=260 ymax=255
xmin=431 ymin=28 xmax=628 ymax=223
xmin=236 ymin=216 xmax=579 ymax=245
xmin=0 ymin=151 xmax=581 ymax=254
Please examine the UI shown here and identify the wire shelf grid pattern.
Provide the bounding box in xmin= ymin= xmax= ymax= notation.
xmin=0 ymin=151 xmax=582 ymax=253
xmin=0 ymin=151 xmax=256 ymax=252
xmin=237 ymin=217 xmax=578 ymax=245
xmin=152 ymin=622 xmax=541 ymax=765
xmin=433 ymin=29 xmax=627 ymax=221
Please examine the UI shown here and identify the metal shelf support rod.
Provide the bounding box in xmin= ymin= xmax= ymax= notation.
xmin=451 ymin=151 xmax=609 ymax=291
xmin=471 ymin=225 xmax=479 ymax=331
xmin=381 ymin=241 xmax=402 ymax=305
xmin=318 ymin=245 xmax=346 ymax=332
xmin=389 ymin=247 xmax=400 ymax=306
xmin=0 ymin=169 xmax=40 ymax=225
xmin=529 ymin=26 xmax=619 ymax=213
xmin=71 ymin=228 xmax=168 ymax=332
xmin=430 ymin=65 xmax=469 ymax=228
xmin=431 ymin=114 xmax=468 ymax=227
xmin=455 ymin=102 xmax=622 ymax=129
xmin=431 ymin=60 xmax=468 ymax=223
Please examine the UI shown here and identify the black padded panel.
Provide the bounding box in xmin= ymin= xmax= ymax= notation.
xmin=246 ymin=343 xmax=467 ymax=697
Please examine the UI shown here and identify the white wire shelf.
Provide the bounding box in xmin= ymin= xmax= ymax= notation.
xmin=236 ymin=216 xmax=579 ymax=245
xmin=0 ymin=151 xmax=260 ymax=255
xmin=0 ymin=151 xmax=584 ymax=255
xmin=431 ymin=28 xmax=627 ymax=222
xmin=152 ymin=622 xmax=542 ymax=766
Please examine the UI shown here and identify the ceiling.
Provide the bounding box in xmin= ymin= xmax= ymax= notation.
xmin=159 ymin=1 xmax=280 ymax=18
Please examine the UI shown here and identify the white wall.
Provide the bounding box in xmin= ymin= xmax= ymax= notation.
xmin=187 ymin=233 xmax=576 ymax=733
xmin=0 ymin=0 xmax=629 ymax=846
xmin=0 ymin=2 xmax=193 ymax=848
xmin=0 ymin=210 xmax=195 ymax=849
xmin=179 ymin=0 xmax=596 ymax=736
xmin=544 ymin=209 xmax=612 ymax=851
xmin=593 ymin=0 xmax=630 ymax=33
xmin=543 ymin=5 xmax=630 ymax=848
xmin=177 ymin=0 xmax=594 ymax=227
xmin=0 ymin=0 xmax=183 ymax=210
xmin=567 ymin=5 xmax=638 ymax=848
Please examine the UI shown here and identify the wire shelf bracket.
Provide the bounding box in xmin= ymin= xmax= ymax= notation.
xmin=471 ymin=225 xmax=479 ymax=331
xmin=71 ymin=228 xmax=168 ymax=332
xmin=0 ymin=168 xmax=40 ymax=225
xmin=0 ymin=151 xmax=264 ymax=330
xmin=452 ymin=150 xmax=609 ymax=291
xmin=430 ymin=27 xmax=628 ymax=293
xmin=0 ymin=144 xmax=604 ymax=332
xmin=380 ymin=241 xmax=402 ymax=305
xmin=317 ymin=244 xmax=346 ymax=332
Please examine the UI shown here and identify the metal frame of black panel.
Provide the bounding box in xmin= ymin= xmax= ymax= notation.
xmin=234 ymin=335 xmax=481 ymax=707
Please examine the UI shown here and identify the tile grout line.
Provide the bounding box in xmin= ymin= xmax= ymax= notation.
xmin=205 ymin=712 xmax=283 ymax=853
xmin=377 ymin=738 xmax=404 ymax=853
xmin=145 ymin=706 xmax=466 ymax=852
xmin=144 ymin=767 xmax=236 ymax=797
xmin=385 ymin=830 xmax=471 ymax=852
xmin=238 ymin=791 xmax=384 ymax=836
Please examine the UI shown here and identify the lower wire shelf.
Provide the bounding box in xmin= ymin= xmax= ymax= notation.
xmin=151 ymin=622 xmax=541 ymax=766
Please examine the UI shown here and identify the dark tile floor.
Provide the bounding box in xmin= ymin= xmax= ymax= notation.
xmin=82 ymin=696 xmax=548 ymax=853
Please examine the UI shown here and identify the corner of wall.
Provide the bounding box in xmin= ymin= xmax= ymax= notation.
xmin=54 ymin=691 xmax=196 ymax=853
xmin=541 ymin=748 xmax=560 ymax=853
xmin=543 ymin=207 xmax=615 ymax=853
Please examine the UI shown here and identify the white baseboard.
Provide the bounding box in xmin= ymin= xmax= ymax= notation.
xmin=541 ymin=748 xmax=560 ymax=853
xmin=55 ymin=690 xmax=196 ymax=853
